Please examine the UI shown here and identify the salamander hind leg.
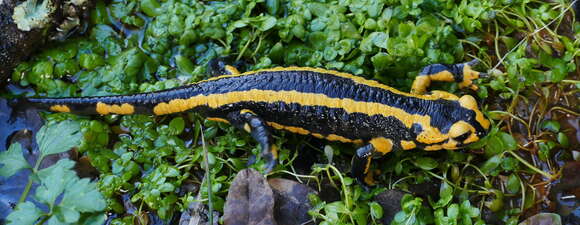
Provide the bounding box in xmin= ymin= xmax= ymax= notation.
xmin=227 ymin=109 xmax=277 ymax=172
xmin=411 ymin=60 xmax=486 ymax=95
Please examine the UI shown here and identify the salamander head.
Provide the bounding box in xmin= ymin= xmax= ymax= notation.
xmin=446 ymin=95 xmax=490 ymax=148
xmin=411 ymin=95 xmax=489 ymax=151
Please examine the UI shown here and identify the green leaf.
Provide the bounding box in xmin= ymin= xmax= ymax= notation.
xmin=59 ymin=178 xmax=107 ymax=213
xmin=540 ymin=120 xmax=560 ymax=132
xmin=484 ymin=135 xmax=503 ymax=156
xmin=557 ymin=132 xmax=569 ymax=148
xmin=0 ymin=143 xmax=31 ymax=177
xmin=498 ymin=132 xmax=517 ymax=151
xmin=501 ymin=157 xmax=519 ymax=172
xmin=369 ymin=202 xmax=383 ymax=219
xmin=538 ymin=141 xmax=556 ymax=162
xmin=447 ymin=203 xmax=459 ymax=220
xmin=79 ymin=53 xmax=105 ymax=70
xmin=6 ymin=202 xmax=43 ymax=225
xmin=79 ymin=213 xmax=107 ymax=225
xmin=35 ymin=158 xmax=105 ymax=223
xmin=481 ymin=154 xmax=502 ymax=174
xmin=37 ymin=120 xmax=82 ymax=157
xmin=265 ymin=0 xmax=279 ymax=15
xmin=56 ymin=206 xmax=81 ymax=223
xmin=413 ymin=157 xmax=438 ymax=170
xmin=35 ymin=159 xmax=77 ymax=206
xmin=371 ymin=52 xmax=391 ymax=71
xmin=485 ymin=190 xmax=504 ymax=212
xmin=175 ymin=55 xmax=194 ymax=74
xmin=168 ymin=117 xmax=185 ymax=135
xmin=460 ymin=200 xmax=480 ymax=217
xmin=141 ymin=0 xmax=162 ymax=17
xmin=259 ymin=16 xmax=277 ymax=31
xmin=433 ymin=182 xmax=453 ymax=208
xmin=507 ymin=174 xmax=521 ymax=194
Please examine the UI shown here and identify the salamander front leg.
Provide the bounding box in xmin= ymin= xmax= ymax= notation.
xmin=352 ymin=137 xmax=395 ymax=187
xmin=227 ymin=109 xmax=277 ymax=172
xmin=411 ymin=60 xmax=486 ymax=95
xmin=351 ymin=144 xmax=376 ymax=187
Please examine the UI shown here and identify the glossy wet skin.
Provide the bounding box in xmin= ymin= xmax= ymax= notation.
xmin=21 ymin=61 xmax=490 ymax=185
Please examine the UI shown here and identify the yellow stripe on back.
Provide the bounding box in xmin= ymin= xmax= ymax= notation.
xmin=195 ymin=67 xmax=443 ymax=100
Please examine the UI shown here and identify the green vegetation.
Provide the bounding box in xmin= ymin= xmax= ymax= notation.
xmin=2 ymin=0 xmax=579 ymax=224
xmin=0 ymin=120 xmax=106 ymax=225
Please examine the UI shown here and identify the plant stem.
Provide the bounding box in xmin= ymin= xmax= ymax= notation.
xmin=200 ymin=125 xmax=213 ymax=225
xmin=18 ymin=154 xmax=44 ymax=203
xmin=507 ymin=150 xmax=555 ymax=180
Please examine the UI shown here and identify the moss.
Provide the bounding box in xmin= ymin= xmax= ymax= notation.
xmin=12 ymin=0 xmax=56 ymax=31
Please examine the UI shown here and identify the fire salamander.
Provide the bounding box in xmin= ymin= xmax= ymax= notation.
xmin=19 ymin=59 xmax=491 ymax=185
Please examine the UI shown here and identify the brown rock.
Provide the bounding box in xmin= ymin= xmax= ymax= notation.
xmin=268 ymin=178 xmax=316 ymax=225
xmin=373 ymin=189 xmax=406 ymax=225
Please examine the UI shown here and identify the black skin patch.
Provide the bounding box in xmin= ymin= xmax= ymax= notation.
xmin=22 ymin=61 xmax=489 ymax=187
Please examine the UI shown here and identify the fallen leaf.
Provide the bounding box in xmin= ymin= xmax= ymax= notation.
xmin=224 ymin=168 xmax=276 ymax=225
xmin=518 ymin=213 xmax=561 ymax=225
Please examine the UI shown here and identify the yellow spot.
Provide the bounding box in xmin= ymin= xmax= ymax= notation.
xmin=240 ymin=109 xmax=255 ymax=115
xmin=243 ymin=123 xmax=251 ymax=132
xmin=449 ymin=121 xmax=475 ymax=139
xmin=425 ymin=145 xmax=443 ymax=151
xmin=401 ymin=140 xmax=416 ymax=150
xmin=267 ymin=122 xmax=310 ymax=135
xmin=326 ymin=134 xmax=363 ymax=145
xmin=207 ymin=117 xmax=230 ymax=123
xmin=49 ymin=105 xmax=71 ymax=113
xmin=369 ymin=137 xmax=393 ymax=155
xmin=225 ymin=65 xmax=241 ymax=75
xmin=464 ymin=133 xmax=480 ymax=144
xmin=442 ymin=139 xmax=459 ymax=149
xmin=96 ymin=102 xmax=135 ymax=115
xmin=312 ymin=133 xmax=324 ymax=139
xmin=416 ymin=126 xmax=447 ymax=144
xmin=428 ymin=91 xmax=459 ymax=100
xmin=271 ymin=145 xmax=278 ymax=159
xmin=458 ymin=95 xmax=490 ymax=130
